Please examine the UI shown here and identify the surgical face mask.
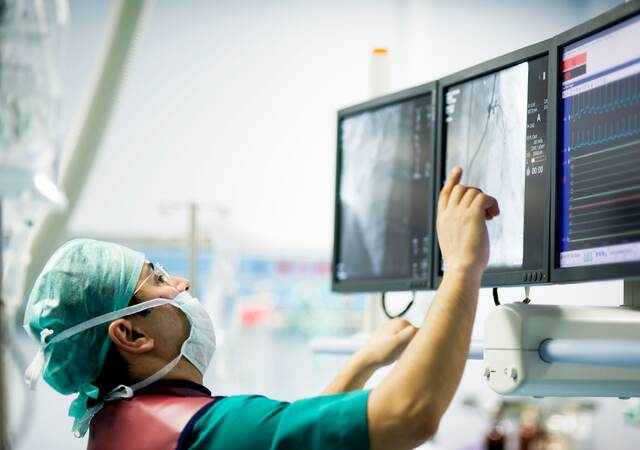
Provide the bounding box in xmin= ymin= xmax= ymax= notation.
xmin=169 ymin=291 xmax=217 ymax=376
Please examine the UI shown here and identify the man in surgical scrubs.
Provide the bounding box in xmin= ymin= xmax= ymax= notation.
xmin=24 ymin=166 xmax=497 ymax=449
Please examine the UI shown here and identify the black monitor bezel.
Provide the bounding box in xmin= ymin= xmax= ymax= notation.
xmin=331 ymin=82 xmax=438 ymax=293
xmin=550 ymin=1 xmax=640 ymax=284
xmin=434 ymin=40 xmax=554 ymax=288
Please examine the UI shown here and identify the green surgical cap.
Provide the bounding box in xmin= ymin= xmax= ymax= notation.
xmin=23 ymin=238 xmax=145 ymax=395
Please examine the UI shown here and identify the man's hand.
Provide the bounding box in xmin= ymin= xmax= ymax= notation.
xmin=354 ymin=318 xmax=417 ymax=369
xmin=322 ymin=318 xmax=417 ymax=395
xmin=437 ymin=166 xmax=499 ymax=279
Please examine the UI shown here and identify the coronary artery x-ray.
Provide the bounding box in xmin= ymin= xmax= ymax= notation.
xmin=445 ymin=62 xmax=528 ymax=269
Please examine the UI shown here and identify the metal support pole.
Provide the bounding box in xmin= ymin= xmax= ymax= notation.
xmin=0 ymin=199 xmax=8 ymax=449
xmin=189 ymin=202 xmax=198 ymax=295
xmin=539 ymin=338 xmax=640 ymax=368
xmin=363 ymin=293 xmax=381 ymax=333
xmin=478 ymin=338 xmax=640 ymax=367
xmin=310 ymin=335 xmax=485 ymax=358
xmin=467 ymin=340 xmax=483 ymax=360
xmin=623 ymin=279 xmax=640 ymax=307
xmin=311 ymin=336 xmax=640 ymax=367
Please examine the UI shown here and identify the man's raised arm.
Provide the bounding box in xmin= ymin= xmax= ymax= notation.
xmin=367 ymin=166 xmax=499 ymax=450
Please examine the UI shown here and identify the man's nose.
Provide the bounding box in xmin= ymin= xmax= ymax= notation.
xmin=169 ymin=276 xmax=191 ymax=293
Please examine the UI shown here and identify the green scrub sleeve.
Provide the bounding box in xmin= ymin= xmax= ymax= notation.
xmin=185 ymin=390 xmax=371 ymax=450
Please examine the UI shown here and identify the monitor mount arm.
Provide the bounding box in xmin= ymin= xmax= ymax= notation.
xmin=482 ymin=280 xmax=640 ymax=398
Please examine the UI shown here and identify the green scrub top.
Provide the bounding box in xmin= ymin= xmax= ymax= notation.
xmin=184 ymin=390 xmax=370 ymax=450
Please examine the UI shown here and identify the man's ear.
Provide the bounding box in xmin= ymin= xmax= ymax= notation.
xmin=108 ymin=318 xmax=155 ymax=355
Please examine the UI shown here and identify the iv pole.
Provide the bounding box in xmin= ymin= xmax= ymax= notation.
xmin=1 ymin=199 xmax=8 ymax=449
xmin=0 ymin=2 xmax=150 ymax=446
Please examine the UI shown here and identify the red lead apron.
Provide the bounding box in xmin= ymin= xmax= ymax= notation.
xmin=87 ymin=383 xmax=221 ymax=450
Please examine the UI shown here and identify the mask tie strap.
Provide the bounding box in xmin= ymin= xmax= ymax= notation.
xmin=48 ymin=298 xmax=173 ymax=345
xmin=102 ymin=384 xmax=134 ymax=401
xmin=23 ymin=298 xmax=173 ymax=388
xmin=24 ymin=328 xmax=54 ymax=389
xmin=103 ymin=353 xmax=183 ymax=402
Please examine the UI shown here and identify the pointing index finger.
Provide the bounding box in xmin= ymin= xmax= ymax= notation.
xmin=439 ymin=166 xmax=463 ymax=210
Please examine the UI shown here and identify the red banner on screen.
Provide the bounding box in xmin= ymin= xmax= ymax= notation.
xmin=562 ymin=52 xmax=587 ymax=72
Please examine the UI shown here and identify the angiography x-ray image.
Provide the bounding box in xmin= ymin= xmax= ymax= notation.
xmin=445 ymin=62 xmax=528 ymax=269
xmin=337 ymin=101 xmax=419 ymax=280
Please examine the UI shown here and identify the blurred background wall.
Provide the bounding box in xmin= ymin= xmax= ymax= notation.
xmin=6 ymin=1 xmax=640 ymax=449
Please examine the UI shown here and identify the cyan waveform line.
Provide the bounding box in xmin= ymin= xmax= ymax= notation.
xmin=571 ymin=130 xmax=640 ymax=152
xmin=570 ymin=92 xmax=640 ymax=121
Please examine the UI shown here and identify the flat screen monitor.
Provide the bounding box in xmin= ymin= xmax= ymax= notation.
xmin=332 ymin=83 xmax=437 ymax=293
xmin=552 ymin=2 xmax=640 ymax=282
xmin=436 ymin=42 xmax=552 ymax=287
